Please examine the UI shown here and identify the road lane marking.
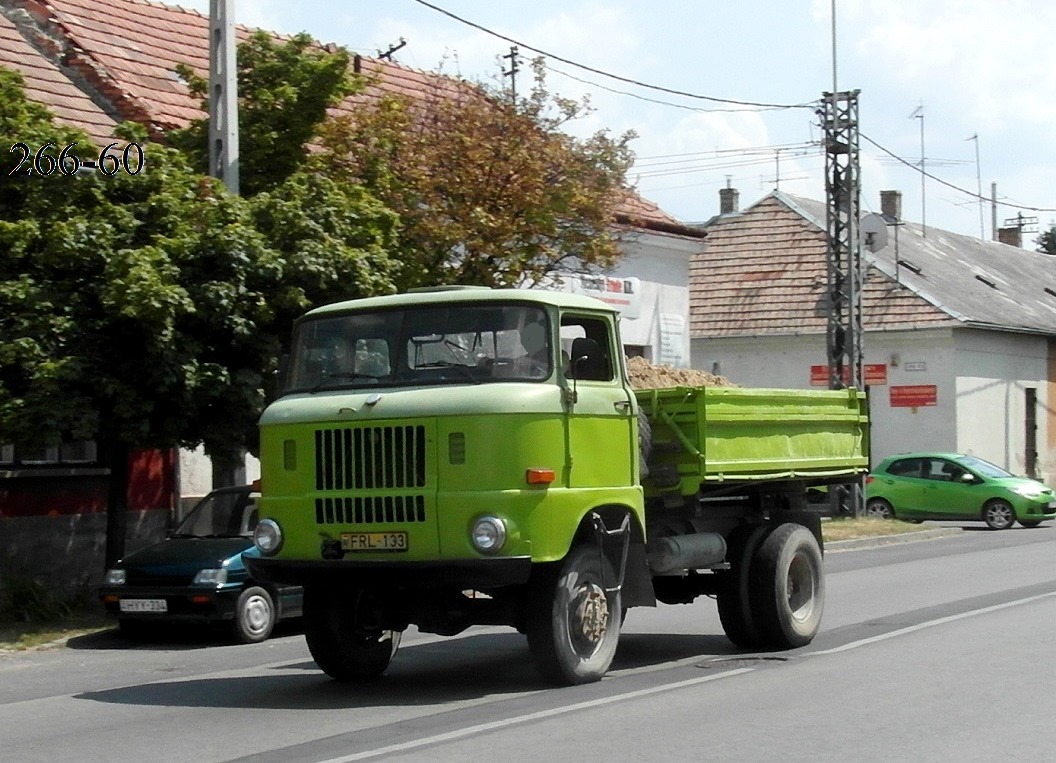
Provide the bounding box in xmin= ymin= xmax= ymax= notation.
xmin=321 ymin=667 xmax=754 ymax=762
xmin=812 ymin=590 xmax=1056 ymax=656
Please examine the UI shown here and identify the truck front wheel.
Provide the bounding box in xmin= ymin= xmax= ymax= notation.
xmin=749 ymin=523 xmax=825 ymax=649
xmin=303 ymin=587 xmax=402 ymax=681
xmin=526 ymin=544 xmax=621 ymax=685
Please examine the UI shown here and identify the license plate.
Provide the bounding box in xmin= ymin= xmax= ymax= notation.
xmin=341 ymin=531 xmax=408 ymax=552
xmin=119 ymin=598 xmax=167 ymax=613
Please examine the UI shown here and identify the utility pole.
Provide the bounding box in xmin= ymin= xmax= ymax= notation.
xmin=208 ymin=0 xmax=239 ymax=194
xmin=821 ymin=89 xmax=864 ymax=517
xmin=967 ymin=134 xmax=984 ymax=240
xmin=208 ymin=0 xmax=244 ymax=488
xmin=502 ymin=46 xmax=520 ymax=103
xmin=909 ymin=103 xmax=925 ymax=237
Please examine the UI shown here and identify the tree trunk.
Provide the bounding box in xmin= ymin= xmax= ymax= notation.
xmin=104 ymin=439 xmax=130 ymax=571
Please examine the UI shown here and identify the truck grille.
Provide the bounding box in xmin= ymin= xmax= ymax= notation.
xmin=314 ymin=425 xmax=427 ymax=490
xmin=314 ymin=425 xmax=429 ymax=526
xmin=315 ymin=495 xmax=426 ymax=525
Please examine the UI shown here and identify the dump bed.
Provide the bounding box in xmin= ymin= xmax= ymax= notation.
xmin=636 ymin=385 xmax=869 ymax=498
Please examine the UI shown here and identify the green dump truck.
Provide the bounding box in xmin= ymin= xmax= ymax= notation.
xmin=246 ymin=286 xmax=869 ymax=685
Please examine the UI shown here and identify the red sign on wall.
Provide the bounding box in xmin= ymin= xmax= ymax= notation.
xmin=809 ymin=364 xmax=888 ymax=387
xmin=890 ymin=384 xmax=937 ymax=408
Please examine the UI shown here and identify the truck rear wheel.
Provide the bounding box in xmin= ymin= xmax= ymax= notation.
xmin=716 ymin=525 xmax=770 ymax=648
xmin=303 ymin=587 xmax=401 ymax=681
xmin=526 ymin=544 xmax=621 ymax=685
xmin=749 ymin=523 xmax=825 ymax=649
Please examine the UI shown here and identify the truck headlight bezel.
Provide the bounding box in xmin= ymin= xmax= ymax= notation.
xmin=254 ymin=518 xmax=284 ymax=556
xmin=470 ymin=515 xmax=507 ymax=555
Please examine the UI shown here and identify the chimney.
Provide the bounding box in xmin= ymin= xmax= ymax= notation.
xmin=997 ymin=226 xmax=1022 ymax=248
xmin=719 ymin=186 xmax=739 ymax=215
xmin=880 ymin=190 xmax=902 ymax=222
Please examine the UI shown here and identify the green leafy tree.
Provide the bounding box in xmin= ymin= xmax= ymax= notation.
xmin=1 ymin=70 xmax=399 ymax=567
xmin=315 ymin=57 xmax=637 ymax=290
xmin=170 ymin=30 xmax=358 ymax=197
xmin=1036 ymin=223 xmax=1056 ymax=255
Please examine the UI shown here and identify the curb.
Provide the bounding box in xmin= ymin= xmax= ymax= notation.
xmin=826 ymin=526 xmax=963 ymax=551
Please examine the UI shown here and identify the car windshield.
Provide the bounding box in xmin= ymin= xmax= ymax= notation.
xmin=285 ymin=303 xmax=552 ymax=392
xmin=957 ymin=455 xmax=1013 ymax=479
xmin=173 ymin=491 xmax=257 ymax=538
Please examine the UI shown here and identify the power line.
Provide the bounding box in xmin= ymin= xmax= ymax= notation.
xmin=411 ymin=0 xmax=816 ymax=110
xmin=861 ymin=133 xmax=1056 ymax=214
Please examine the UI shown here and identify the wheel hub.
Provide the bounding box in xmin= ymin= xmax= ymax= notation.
xmin=571 ymin=582 xmax=609 ymax=651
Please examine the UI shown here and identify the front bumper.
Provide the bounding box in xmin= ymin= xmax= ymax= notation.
xmin=98 ymin=584 xmax=242 ymax=622
xmin=245 ymin=555 xmax=533 ymax=590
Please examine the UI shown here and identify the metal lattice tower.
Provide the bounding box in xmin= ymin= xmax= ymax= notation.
xmin=821 ymin=90 xmax=863 ymax=392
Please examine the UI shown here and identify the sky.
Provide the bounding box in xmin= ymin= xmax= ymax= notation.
xmin=182 ymin=0 xmax=1056 ymax=243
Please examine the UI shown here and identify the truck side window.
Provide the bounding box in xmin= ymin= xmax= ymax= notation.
xmin=560 ymin=315 xmax=613 ymax=381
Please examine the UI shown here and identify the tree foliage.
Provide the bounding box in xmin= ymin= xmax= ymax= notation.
xmin=1 ymin=67 xmax=398 ymax=564
xmin=315 ymin=57 xmax=636 ymax=290
xmin=1035 ymin=223 xmax=1056 ymax=255
xmin=169 ymin=31 xmax=358 ymax=197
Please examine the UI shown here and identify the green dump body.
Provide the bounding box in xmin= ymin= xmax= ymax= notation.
xmin=636 ymin=385 xmax=869 ymax=498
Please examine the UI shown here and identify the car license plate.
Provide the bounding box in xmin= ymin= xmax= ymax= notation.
xmin=119 ymin=598 xmax=167 ymax=613
xmin=341 ymin=531 xmax=408 ymax=552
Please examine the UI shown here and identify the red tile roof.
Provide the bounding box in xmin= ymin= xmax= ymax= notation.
xmin=0 ymin=9 xmax=117 ymax=144
xmin=690 ymin=193 xmax=954 ymax=338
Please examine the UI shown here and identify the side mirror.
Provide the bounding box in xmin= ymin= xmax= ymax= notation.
xmin=960 ymin=473 xmax=976 ymax=484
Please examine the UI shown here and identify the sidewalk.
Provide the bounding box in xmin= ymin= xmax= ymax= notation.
xmin=827 ymin=525 xmax=963 ymax=552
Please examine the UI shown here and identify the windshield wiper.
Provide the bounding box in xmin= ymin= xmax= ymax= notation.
xmin=413 ymin=361 xmax=482 ymax=384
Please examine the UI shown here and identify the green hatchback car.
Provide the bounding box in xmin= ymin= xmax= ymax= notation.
xmin=865 ymin=453 xmax=1056 ymax=530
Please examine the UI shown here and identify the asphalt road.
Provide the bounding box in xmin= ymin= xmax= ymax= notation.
xmin=2 ymin=524 xmax=1055 ymax=762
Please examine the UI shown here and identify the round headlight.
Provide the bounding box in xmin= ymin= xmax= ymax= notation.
xmin=470 ymin=515 xmax=506 ymax=555
xmin=254 ymin=518 xmax=283 ymax=555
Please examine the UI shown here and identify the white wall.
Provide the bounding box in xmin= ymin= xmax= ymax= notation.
xmin=610 ymin=230 xmax=699 ymax=367
xmin=954 ymin=330 xmax=1051 ymax=484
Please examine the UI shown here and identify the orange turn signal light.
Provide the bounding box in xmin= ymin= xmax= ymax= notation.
xmin=526 ymin=468 xmax=556 ymax=485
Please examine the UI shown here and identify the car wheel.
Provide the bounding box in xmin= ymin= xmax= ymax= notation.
xmin=865 ymin=498 xmax=895 ymax=520
xmin=1018 ymin=519 xmax=1043 ymax=528
xmin=232 ymin=586 xmax=275 ymax=644
xmin=982 ymin=499 xmax=1016 ymax=530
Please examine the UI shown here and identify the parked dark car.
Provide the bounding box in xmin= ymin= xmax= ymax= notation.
xmin=865 ymin=452 xmax=1056 ymax=530
xmin=99 ymin=484 xmax=302 ymax=643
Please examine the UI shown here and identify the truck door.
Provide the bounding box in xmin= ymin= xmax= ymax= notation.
xmin=559 ymin=313 xmax=637 ymax=488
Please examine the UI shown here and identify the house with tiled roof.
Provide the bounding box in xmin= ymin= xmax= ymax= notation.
xmin=690 ymin=188 xmax=1056 ymax=486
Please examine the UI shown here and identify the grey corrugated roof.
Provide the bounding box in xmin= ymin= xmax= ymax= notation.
xmin=773 ymin=191 xmax=1056 ymax=336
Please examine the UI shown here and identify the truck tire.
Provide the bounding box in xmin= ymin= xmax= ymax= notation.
xmin=749 ymin=523 xmax=825 ymax=649
xmin=716 ymin=525 xmax=770 ymax=648
xmin=526 ymin=544 xmax=621 ymax=685
xmin=232 ymin=586 xmax=275 ymax=644
xmin=303 ymin=587 xmax=401 ymax=681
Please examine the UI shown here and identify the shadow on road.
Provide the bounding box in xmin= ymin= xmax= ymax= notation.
xmin=65 ymin=619 xmax=304 ymax=651
xmin=72 ymin=628 xmax=746 ymax=710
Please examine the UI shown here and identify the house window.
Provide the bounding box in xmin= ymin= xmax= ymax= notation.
xmin=0 ymin=440 xmax=99 ymax=466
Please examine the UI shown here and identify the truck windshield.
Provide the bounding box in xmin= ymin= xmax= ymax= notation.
xmin=285 ymin=303 xmax=552 ymax=392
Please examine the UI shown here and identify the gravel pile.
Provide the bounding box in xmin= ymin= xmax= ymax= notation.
xmin=626 ymin=356 xmax=736 ymax=389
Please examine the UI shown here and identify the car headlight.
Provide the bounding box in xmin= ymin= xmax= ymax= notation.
xmin=470 ymin=515 xmax=507 ymax=555
xmin=104 ymin=569 xmax=126 ymax=585
xmin=1014 ymin=484 xmax=1045 ymax=498
xmin=193 ymin=568 xmax=228 ymax=585
xmin=254 ymin=518 xmax=283 ymax=555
